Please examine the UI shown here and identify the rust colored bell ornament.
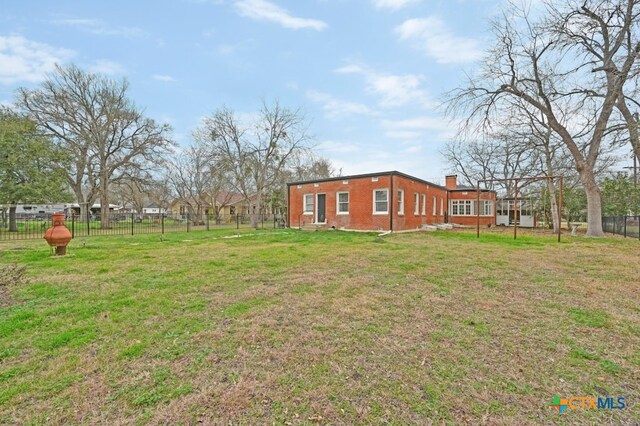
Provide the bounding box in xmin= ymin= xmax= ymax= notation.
xmin=43 ymin=213 xmax=73 ymax=255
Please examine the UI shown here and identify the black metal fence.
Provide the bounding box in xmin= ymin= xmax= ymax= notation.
xmin=602 ymin=215 xmax=640 ymax=239
xmin=0 ymin=212 xmax=286 ymax=241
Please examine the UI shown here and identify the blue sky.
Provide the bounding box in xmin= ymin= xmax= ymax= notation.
xmin=0 ymin=0 xmax=505 ymax=183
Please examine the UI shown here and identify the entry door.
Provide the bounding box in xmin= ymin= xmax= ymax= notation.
xmin=316 ymin=194 xmax=326 ymax=223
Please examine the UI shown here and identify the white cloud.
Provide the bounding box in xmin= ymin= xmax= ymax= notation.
xmin=215 ymin=39 xmax=256 ymax=55
xmin=153 ymin=74 xmax=176 ymax=82
xmin=88 ymin=59 xmax=125 ymax=75
xmin=382 ymin=117 xmax=447 ymax=130
xmin=335 ymin=63 xmax=432 ymax=108
xmin=334 ymin=64 xmax=365 ymax=74
xmin=382 ymin=116 xmax=458 ymax=140
xmin=306 ymin=90 xmax=376 ymax=118
xmin=234 ymin=0 xmax=327 ymax=31
xmin=384 ymin=130 xmax=422 ymax=139
xmin=317 ymin=139 xmax=362 ymax=154
xmin=51 ymin=18 xmax=148 ymax=38
xmin=373 ymin=0 xmax=420 ymax=11
xmin=0 ymin=35 xmax=75 ymax=84
xmin=368 ymin=73 xmax=431 ymax=108
xmin=395 ymin=17 xmax=482 ymax=64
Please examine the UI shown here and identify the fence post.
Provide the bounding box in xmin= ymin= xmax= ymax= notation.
xmin=624 ymin=215 xmax=627 ymax=238
xmin=87 ymin=208 xmax=90 ymax=236
xmin=71 ymin=213 xmax=75 ymax=239
xmin=262 ymin=214 xmax=264 ymax=229
xmin=161 ymin=214 xmax=165 ymax=234
xmin=236 ymin=214 xmax=239 ymax=230
xmin=187 ymin=213 xmax=190 ymax=232
xmin=206 ymin=213 xmax=210 ymax=231
xmin=131 ymin=213 xmax=134 ymax=236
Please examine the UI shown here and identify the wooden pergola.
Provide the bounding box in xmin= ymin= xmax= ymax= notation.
xmin=476 ymin=176 xmax=564 ymax=242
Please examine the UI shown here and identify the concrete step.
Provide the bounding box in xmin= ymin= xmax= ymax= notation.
xmin=299 ymin=224 xmax=324 ymax=231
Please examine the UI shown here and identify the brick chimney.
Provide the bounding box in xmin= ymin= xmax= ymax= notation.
xmin=445 ymin=175 xmax=458 ymax=190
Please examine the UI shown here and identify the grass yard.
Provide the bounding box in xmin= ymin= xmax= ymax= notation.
xmin=0 ymin=229 xmax=638 ymax=424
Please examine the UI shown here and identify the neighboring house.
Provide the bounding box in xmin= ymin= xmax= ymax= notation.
xmin=0 ymin=203 xmax=72 ymax=216
xmin=142 ymin=204 xmax=166 ymax=215
xmin=287 ymin=172 xmax=496 ymax=231
xmin=0 ymin=203 xmax=121 ymax=217
xmin=68 ymin=203 xmax=122 ymax=216
xmin=168 ymin=192 xmax=266 ymax=219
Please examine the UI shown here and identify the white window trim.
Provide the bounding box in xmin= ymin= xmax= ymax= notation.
xmin=414 ymin=193 xmax=419 ymax=215
xmin=421 ymin=194 xmax=426 ymax=216
xmin=303 ymin=193 xmax=314 ymax=215
xmin=336 ymin=191 xmax=349 ymax=215
xmin=432 ymin=196 xmax=436 ymax=216
xmin=440 ymin=198 xmax=444 ymax=215
xmin=373 ymin=188 xmax=389 ymax=215
xmin=450 ymin=200 xmax=473 ymax=216
xmin=449 ymin=199 xmax=494 ymax=216
xmin=397 ymin=189 xmax=404 ymax=215
xmin=315 ymin=193 xmax=326 ymax=224
xmin=481 ymin=199 xmax=494 ymax=216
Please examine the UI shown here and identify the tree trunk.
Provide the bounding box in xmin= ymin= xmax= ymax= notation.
xmin=8 ymin=205 xmax=17 ymax=232
xmin=70 ymin=185 xmax=91 ymax=225
xmin=580 ymin=170 xmax=605 ymax=237
xmin=546 ymin=181 xmax=560 ymax=233
xmin=100 ymin=179 xmax=110 ymax=229
xmin=251 ymin=194 xmax=262 ymax=228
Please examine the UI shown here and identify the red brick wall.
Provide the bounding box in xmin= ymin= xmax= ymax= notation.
xmin=288 ymin=174 xmax=450 ymax=231
xmin=391 ymin=175 xmax=448 ymax=230
xmin=447 ymin=190 xmax=496 ymax=226
xmin=289 ymin=175 xmax=392 ymax=231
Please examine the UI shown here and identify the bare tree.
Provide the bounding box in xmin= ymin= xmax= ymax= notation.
xmin=147 ymin=177 xmax=175 ymax=213
xmin=442 ymin=135 xmax=538 ymax=196
xmin=166 ymin=142 xmax=216 ymax=222
xmin=198 ymin=101 xmax=313 ymax=227
xmin=288 ymin=152 xmax=340 ymax=182
xmin=110 ymin=177 xmax=148 ymax=218
xmin=447 ymin=0 xmax=640 ymax=236
xmin=16 ymin=64 xmax=173 ymax=228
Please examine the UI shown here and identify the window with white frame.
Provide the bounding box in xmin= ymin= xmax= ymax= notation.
xmin=449 ymin=199 xmax=494 ymax=216
xmin=397 ymin=189 xmax=404 ymax=215
xmin=337 ymin=192 xmax=349 ymax=214
xmin=414 ymin=193 xmax=419 ymax=215
xmin=440 ymin=198 xmax=444 ymax=215
xmin=481 ymin=200 xmax=493 ymax=216
xmin=450 ymin=200 xmax=473 ymax=216
xmin=432 ymin=196 xmax=436 ymax=215
xmin=421 ymin=194 xmax=426 ymax=215
xmin=373 ymin=189 xmax=388 ymax=214
xmin=303 ymin=194 xmax=314 ymax=214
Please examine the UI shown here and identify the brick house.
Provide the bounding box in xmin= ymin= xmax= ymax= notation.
xmin=287 ymin=171 xmax=496 ymax=231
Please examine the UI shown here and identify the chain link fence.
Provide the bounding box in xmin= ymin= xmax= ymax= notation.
xmin=602 ymin=215 xmax=640 ymax=239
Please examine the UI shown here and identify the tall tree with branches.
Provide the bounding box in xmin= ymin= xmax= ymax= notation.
xmin=0 ymin=108 xmax=70 ymax=231
xmin=16 ymin=64 xmax=173 ymax=228
xmin=198 ymin=101 xmax=312 ymax=227
xmin=447 ymin=0 xmax=640 ymax=236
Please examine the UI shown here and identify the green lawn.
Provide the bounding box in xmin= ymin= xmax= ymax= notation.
xmin=0 ymin=229 xmax=638 ymax=424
